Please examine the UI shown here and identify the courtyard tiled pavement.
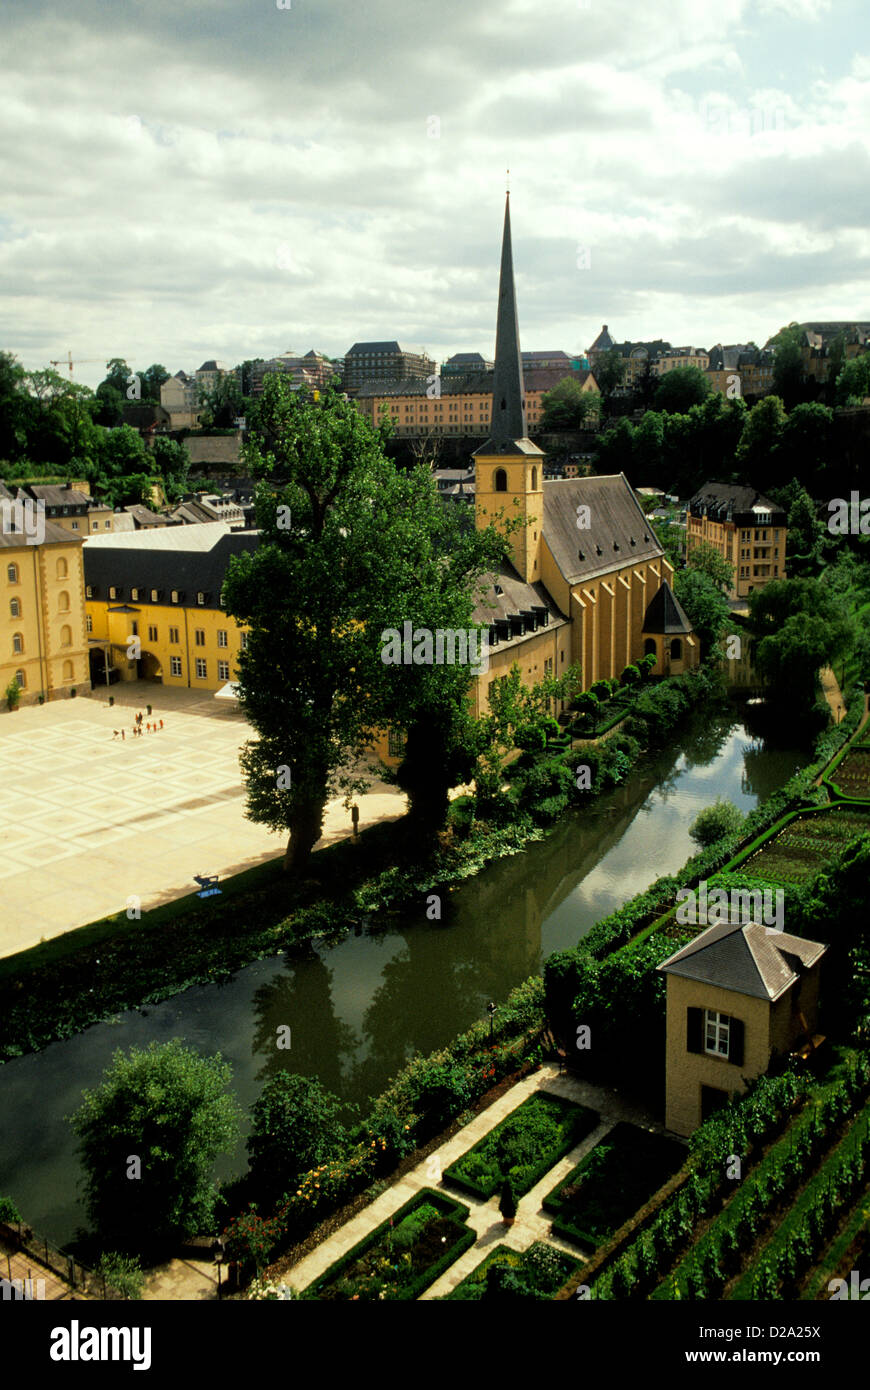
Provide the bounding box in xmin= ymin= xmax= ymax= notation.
xmin=278 ymin=1063 xmax=682 ymax=1300
xmin=0 ymin=683 xmax=407 ymax=959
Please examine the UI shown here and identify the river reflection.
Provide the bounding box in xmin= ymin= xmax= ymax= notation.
xmin=0 ymin=712 xmax=810 ymax=1244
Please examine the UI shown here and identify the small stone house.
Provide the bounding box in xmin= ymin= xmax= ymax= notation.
xmin=657 ymin=919 xmax=827 ymax=1136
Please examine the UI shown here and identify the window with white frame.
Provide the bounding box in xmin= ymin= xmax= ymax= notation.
xmin=195 ymin=658 xmax=207 ymax=679
xmin=704 ymin=1010 xmax=730 ymax=1058
xmin=218 ymin=660 xmax=230 ymax=681
xmin=170 ymin=655 xmax=182 ymax=677
xmin=217 ymin=630 xmax=228 ymax=648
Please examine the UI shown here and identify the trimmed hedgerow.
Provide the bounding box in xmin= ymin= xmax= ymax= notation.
xmin=444 ymin=1093 xmax=598 ymax=1201
xmin=445 ymin=1240 xmax=580 ymax=1301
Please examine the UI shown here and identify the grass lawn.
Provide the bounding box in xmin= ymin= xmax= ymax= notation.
xmin=306 ymin=1188 xmax=475 ymax=1301
xmin=445 ymin=1241 xmax=580 ymax=1300
xmin=543 ymin=1121 xmax=685 ymax=1251
xmin=443 ymin=1092 xmax=599 ymax=1201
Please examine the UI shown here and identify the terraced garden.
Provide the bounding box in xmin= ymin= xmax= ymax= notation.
xmin=444 ymin=1241 xmax=580 ymax=1300
xmin=543 ymin=1122 xmax=685 ymax=1252
xmin=738 ymin=807 xmax=870 ymax=885
xmin=826 ymin=745 xmax=870 ymax=799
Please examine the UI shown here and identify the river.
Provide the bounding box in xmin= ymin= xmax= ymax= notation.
xmin=0 ymin=710 xmax=809 ymax=1245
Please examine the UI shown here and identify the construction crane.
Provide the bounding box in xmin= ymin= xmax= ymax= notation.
xmin=49 ymin=352 xmax=111 ymax=377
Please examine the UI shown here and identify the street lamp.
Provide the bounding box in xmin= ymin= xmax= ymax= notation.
xmin=487 ymin=1000 xmax=496 ymax=1043
xmin=211 ymin=1237 xmax=225 ymax=1300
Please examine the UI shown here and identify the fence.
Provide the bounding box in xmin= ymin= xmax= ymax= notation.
xmin=0 ymin=1221 xmax=122 ymax=1300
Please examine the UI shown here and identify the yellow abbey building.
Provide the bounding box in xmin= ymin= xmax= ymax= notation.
xmin=83 ymin=523 xmax=256 ymax=691
xmin=467 ymin=194 xmax=698 ymax=717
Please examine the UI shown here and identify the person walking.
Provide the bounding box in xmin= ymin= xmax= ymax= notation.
xmin=121 ymin=729 xmax=125 ymax=741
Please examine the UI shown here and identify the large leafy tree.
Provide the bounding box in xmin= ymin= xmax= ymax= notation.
xmin=779 ymin=402 xmax=834 ymax=493
xmin=70 ymin=1040 xmax=241 ymax=1252
xmin=652 ymin=366 xmax=712 ymax=414
xmin=735 ymin=395 xmax=787 ymax=485
xmin=747 ymin=576 xmax=854 ymax=709
xmin=685 ymin=538 xmax=734 ymax=594
xmin=673 ymin=569 xmax=730 ymax=655
xmin=223 ymin=378 xmax=506 ymax=874
xmin=769 ymin=323 xmax=807 ymax=410
xmin=539 ymin=377 xmax=600 ymax=430
xmin=594 ymin=348 xmax=626 ymax=406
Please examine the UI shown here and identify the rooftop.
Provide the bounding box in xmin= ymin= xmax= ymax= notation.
xmin=658 ymin=918 xmax=827 ymax=1002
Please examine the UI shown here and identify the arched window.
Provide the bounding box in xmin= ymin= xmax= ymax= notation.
xmin=15 ymin=669 xmax=25 ymax=689
xmin=494 ymin=468 xmax=508 ymax=493
xmin=531 ymin=467 xmax=537 ymax=490
xmin=644 ymin=638 xmax=657 ymax=656
xmin=56 ymin=557 xmax=68 ymax=579
xmin=62 ymin=660 xmax=74 ymax=681
xmin=60 ymin=624 xmax=72 ymax=647
xmin=7 ymin=563 xmax=18 ymax=584
xmin=670 ymin=638 xmax=683 ymax=660
xmin=12 ymin=632 xmax=23 ymax=654
xmin=10 ymin=597 xmax=20 ymax=618
xmin=58 ymin=590 xmax=70 ymax=613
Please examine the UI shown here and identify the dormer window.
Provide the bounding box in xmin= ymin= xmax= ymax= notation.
xmin=151 ymin=589 xmax=159 ymax=602
xmin=197 ymin=592 xmax=206 ymax=605
xmin=131 ymin=588 xmax=140 ymax=601
xmin=171 ymin=590 xmax=180 ymax=604
xmin=85 ymin=585 xmax=93 ymax=599
xmin=595 ymin=544 xmax=602 ymax=556
xmin=109 ymin=586 xmax=118 ymax=600
xmin=578 ymin=550 xmax=585 ymax=561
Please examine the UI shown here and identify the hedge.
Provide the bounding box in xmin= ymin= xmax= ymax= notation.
xmin=443 ymin=1093 xmax=599 ymax=1200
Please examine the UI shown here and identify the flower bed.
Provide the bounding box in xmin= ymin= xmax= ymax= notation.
xmin=305 ymin=1188 xmax=475 ymax=1301
xmin=445 ymin=1240 xmax=580 ymax=1300
xmin=543 ymin=1122 xmax=685 ymax=1251
xmin=443 ymin=1093 xmax=599 ymax=1201
xmin=739 ymin=806 xmax=870 ymax=885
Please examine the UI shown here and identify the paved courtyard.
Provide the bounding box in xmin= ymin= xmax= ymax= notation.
xmin=0 ymin=683 xmax=407 ymax=959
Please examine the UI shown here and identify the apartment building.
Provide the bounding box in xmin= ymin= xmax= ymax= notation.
xmin=1 ymin=517 xmax=89 ymax=704
xmin=355 ymin=366 xmax=598 ymax=438
xmin=342 ymin=341 xmax=435 ymax=396
xmin=686 ymin=482 xmax=788 ymax=599
xmin=251 ymin=350 xmax=338 ymax=396
xmin=83 ymin=524 xmax=257 ymax=691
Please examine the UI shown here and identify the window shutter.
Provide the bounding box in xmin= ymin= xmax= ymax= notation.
xmin=729 ymin=1017 xmax=744 ymax=1067
xmin=686 ymin=1007 xmax=703 ymax=1054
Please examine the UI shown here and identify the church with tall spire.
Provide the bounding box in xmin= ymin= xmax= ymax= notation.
xmin=468 ymin=193 xmax=698 ymax=716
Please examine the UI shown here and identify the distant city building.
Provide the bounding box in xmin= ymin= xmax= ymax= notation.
xmin=342 ymin=341 xmax=434 ymax=396
xmin=251 ymin=349 xmax=338 ymax=396
xmin=26 ymin=484 xmax=118 ymax=537
xmin=687 ymin=482 xmax=787 ymax=599
xmin=706 ymin=344 xmax=775 ymax=398
xmin=160 ymin=371 xmax=200 ymax=429
xmin=195 ymin=360 xmax=231 ymax=400
xmin=354 ymin=366 xmax=597 ymax=438
xmin=441 ymin=352 xmax=494 ymax=378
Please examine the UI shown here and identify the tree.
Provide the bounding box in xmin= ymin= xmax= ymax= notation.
xmin=5 ymin=679 xmax=21 ymax=711
xmin=685 ymin=539 xmax=734 ymax=594
xmin=70 ymin=1040 xmax=241 ymax=1251
xmin=247 ymin=1072 xmax=348 ymax=1201
xmin=476 ymin=662 xmax=581 ymax=797
xmin=0 ymin=352 xmax=31 ymax=462
xmin=92 ymin=383 xmax=126 ymax=428
xmin=748 ymin=577 xmax=854 ymax=709
xmin=673 ymin=569 xmax=730 ymax=655
xmin=498 ymin=1177 xmax=518 ymax=1222
xmin=834 ymin=353 xmax=870 ymax=407
xmin=99 ymin=423 xmax=147 ymax=477
xmin=594 ymin=349 xmax=626 ymax=405
xmin=779 ymin=402 xmax=834 ymax=493
xmin=96 ymin=1252 xmax=145 ymax=1300
xmin=223 ymin=377 xmax=503 ymax=873
xmin=779 ymin=480 xmax=825 ymax=576
xmin=199 ymin=372 xmax=244 ymax=427
xmin=769 ymin=324 xmax=807 ymax=410
xmin=539 ymin=377 xmax=601 ymax=430
xmin=151 ymin=437 xmax=190 ymax=503
xmin=689 ymin=798 xmax=745 ymax=847
xmin=653 ymin=367 xmax=712 ymax=414
xmin=140 ymin=364 xmax=170 ymax=404
xmin=100 ymin=359 xmax=133 ymax=397
xmin=824 ymin=334 xmax=846 ymax=407
xmin=735 ymin=396 xmax=787 ymax=484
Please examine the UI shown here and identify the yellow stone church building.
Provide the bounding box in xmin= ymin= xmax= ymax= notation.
xmin=465 ymin=194 xmax=698 ymax=720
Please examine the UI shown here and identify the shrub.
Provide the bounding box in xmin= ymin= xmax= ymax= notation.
xmin=689 ymin=798 xmax=746 ymax=847
xmin=96 ymin=1252 xmax=145 ymax=1300
xmin=247 ymin=1072 xmax=349 ymax=1202
xmin=0 ymin=1194 xmax=21 ymax=1224
xmin=499 ymin=1177 xmax=518 ymax=1220
xmin=5 ymin=679 xmax=20 ymax=711
xmin=620 ymin=663 xmax=641 ymax=687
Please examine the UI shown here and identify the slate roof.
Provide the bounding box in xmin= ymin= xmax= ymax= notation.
xmin=0 ymin=518 xmax=79 ymax=549
xmin=657 ymin=920 xmax=826 ymax=1002
xmin=83 ymin=527 xmax=259 ymax=610
xmin=479 ymin=193 xmax=541 ymax=457
xmin=471 ymin=563 xmax=568 ymax=651
xmin=27 ymin=485 xmax=91 ymax=509
xmin=642 ymin=580 xmax=693 ymax=635
xmin=124 ymin=504 xmax=170 ymax=527
xmin=689 ymin=482 xmax=786 ymax=524
xmin=346 ymin=341 xmax=428 ymax=357
xmin=542 ymin=474 xmax=664 ymax=585
xmin=588 ymin=325 xmax=615 ymax=353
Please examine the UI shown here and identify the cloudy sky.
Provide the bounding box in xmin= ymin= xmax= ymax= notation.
xmin=3 ymin=0 xmax=869 ymax=388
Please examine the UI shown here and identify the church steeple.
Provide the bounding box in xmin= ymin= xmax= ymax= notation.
xmin=490 ymin=192 xmax=527 ymax=445
xmin=473 ymin=191 xmax=545 ymax=585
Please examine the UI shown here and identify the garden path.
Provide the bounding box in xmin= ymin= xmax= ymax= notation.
xmin=277 ymin=1064 xmax=673 ymax=1298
